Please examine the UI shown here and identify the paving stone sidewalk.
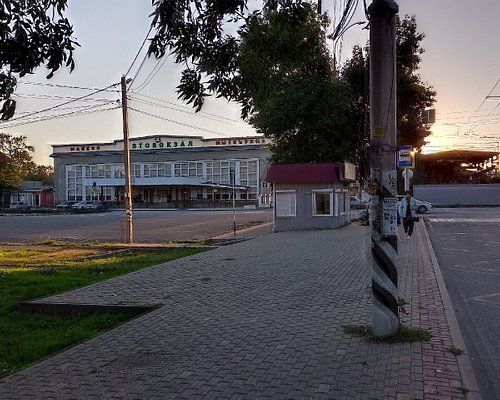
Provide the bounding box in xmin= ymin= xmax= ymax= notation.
xmin=0 ymin=223 xmax=478 ymax=399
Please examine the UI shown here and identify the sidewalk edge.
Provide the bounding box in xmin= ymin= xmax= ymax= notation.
xmin=421 ymin=220 xmax=482 ymax=400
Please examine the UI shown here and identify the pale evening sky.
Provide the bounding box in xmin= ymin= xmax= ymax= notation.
xmin=1 ymin=0 xmax=500 ymax=165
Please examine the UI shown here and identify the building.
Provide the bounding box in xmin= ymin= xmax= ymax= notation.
xmin=9 ymin=180 xmax=54 ymax=207
xmin=51 ymin=134 xmax=271 ymax=208
xmin=265 ymin=163 xmax=354 ymax=232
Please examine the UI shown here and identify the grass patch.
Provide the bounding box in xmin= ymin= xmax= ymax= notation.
xmin=342 ymin=324 xmax=369 ymax=336
xmin=342 ymin=323 xmax=432 ymax=343
xmin=448 ymin=346 xmax=464 ymax=356
xmin=374 ymin=325 xmax=432 ymax=343
xmin=0 ymin=245 xmax=208 ymax=378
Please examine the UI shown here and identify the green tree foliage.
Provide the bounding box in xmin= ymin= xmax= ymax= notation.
xmin=0 ymin=133 xmax=51 ymax=189
xmin=149 ymin=0 xmax=359 ymax=163
xmin=341 ymin=15 xmax=436 ymax=151
xmin=0 ymin=0 xmax=78 ymax=120
xmin=238 ymin=6 xmax=358 ymax=163
xmin=26 ymin=165 xmax=54 ymax=186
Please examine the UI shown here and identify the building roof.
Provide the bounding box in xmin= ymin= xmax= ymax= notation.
xmin=265 ymin=163 xmax=342 ymax=183
xmin=420 ymin=150 xmax=497 ymax=164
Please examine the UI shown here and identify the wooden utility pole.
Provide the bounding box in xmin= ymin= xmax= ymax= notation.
xmin=121 ymin=76 xmax=133 ymax=243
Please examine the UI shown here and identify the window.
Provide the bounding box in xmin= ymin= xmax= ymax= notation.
xmin=313 ymin=190 xmax=333 ymax=216
xmin=334 ymin=189 xmax=347 ymax=215
xmin=275 ymin=190 xmax=296 ymax=217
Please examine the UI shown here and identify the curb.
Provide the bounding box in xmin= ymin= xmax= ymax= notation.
xmin=422 ymin=219 xmax=482 ymax=400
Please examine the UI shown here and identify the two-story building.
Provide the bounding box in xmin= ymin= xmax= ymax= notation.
xmin=51 ymin=134 xmax=272 ymax=208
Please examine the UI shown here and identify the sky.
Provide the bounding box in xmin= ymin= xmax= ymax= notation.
xmin=2 ymin=0 xmax=500 ymax=165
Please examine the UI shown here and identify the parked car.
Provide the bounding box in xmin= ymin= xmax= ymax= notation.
xmin=56 ymin=200 xmax=74 ymax=209
xmin=9 ymin=202 xmax=31 ymax=210
xmin=71 ymin=200 xmax=106 ymax=210
xmin=397 ymin=195 xmax=432 ymax=214
xmin=86 ymin=201 xmax=106 ymax=209
xmin=71 ymin=201 xmax=92 ymax=209
xmin=350 ymin=196 xmax=365 ymax=209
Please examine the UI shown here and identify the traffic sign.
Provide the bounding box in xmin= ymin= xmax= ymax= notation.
xmin=398 ymin=145 xmax=414 ymax=168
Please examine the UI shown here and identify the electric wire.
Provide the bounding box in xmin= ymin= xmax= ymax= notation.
xmin=132 ymin=56 xmax=169 ymax=93
xmin=128 ymin=106 xmax=232 ymax=137
xmin=124 ymin=25 xmax=153 ymax=77
xmin=128 ymin=93 xmax=251 ymax=127
xmin=1 ymin=104 xmax=120 ymax=129
xmin=18 ymin=80 xmax=120 ymax=93
xmin=13 ymin=93 xmax=117 ymax=103
xmin=457 ymin=77 xmax=500 ymax=135
xmin=0 ymin=82 xmax=120 ymax=125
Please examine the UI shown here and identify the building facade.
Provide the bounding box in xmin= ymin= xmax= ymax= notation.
xmin=9 ymin=180 xmax=54 ymax=207
xmin=51 ymin=134 xmax=271 ymax=208
xmin=265 ymin=163 xmax=353 ymax=232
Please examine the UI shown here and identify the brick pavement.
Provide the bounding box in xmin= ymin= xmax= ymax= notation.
xmin=0 ymin=223 xmax=479 ymax=399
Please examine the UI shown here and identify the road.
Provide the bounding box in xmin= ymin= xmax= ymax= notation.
xmin=426 ymin=207 xmax=500 ymax=400
xmin=0 ymin=209 xmax=273 ymax=243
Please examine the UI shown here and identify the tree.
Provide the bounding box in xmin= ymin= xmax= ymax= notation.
xmin=0 ymin=0 xmax=78 ymax=120
xmin=238 ymin=5 xmax=358 ymax=163
xmin=149 ymin=1 xmax=360 ymax=163
xmin=341 ymin=15 xmax=436 ymax=152
xmin=26 ymin=165 xmax=54 ymax=186
xmin=396 ymin=16 xmax=436 ymax=150
xmin=149 ymin=0 xmax=312 ymax=117
xmin=0 ymin=133 xmax=41 ymax=188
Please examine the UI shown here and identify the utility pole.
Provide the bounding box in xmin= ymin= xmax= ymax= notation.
xmin=368 ymin=0 xmax=399 ymax=337
xmin=121 ymin=76 xmax=133 ymax=244
xmin=230 ymin=168 xmax=236 ymax=235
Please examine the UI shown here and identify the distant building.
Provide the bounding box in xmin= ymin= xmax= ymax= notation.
xmin=9 ymin=180 xmax=54 ymax=207
xmin=51 ymin=134 xmax=272 ymax=208
xmin=265 ymin=162 xmax=354 ymax=232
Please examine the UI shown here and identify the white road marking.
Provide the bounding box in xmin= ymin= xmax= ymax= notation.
xmin=429 ymin=218 xmax=500 ymax=223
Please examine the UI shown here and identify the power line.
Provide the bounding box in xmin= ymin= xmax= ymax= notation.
xmin=457 ymin=77 xmax=500 ymax=135
xmin=128 ymin=106 xmax=231 ymax=137
xmin=1 ymin=104 xmax=119 ymax=129
xmin=125 ymin=25 xmax=153 ymax=77
xmin=128 ymin=94 xmax=251 ymax=128
xmin=18 ymin=80 xmax=120 ymax=93
xmin=129 ymin=92 xmax=249 ymax=125
xmin=132 ymin=56 xmax=169 ymax=93
xmin=0 ymin=82 xmax=120 ymax=125
xmin=13 ymin=92 xmax=117 ymax=103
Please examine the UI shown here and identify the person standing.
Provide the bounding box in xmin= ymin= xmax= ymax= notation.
xmin=398 ymin=190 xmax=417 ymax=238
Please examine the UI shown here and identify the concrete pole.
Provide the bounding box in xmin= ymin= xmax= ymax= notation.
xmin=368 ymin=0 xmax=399 ymax=337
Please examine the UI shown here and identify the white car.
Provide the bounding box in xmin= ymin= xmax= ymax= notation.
xmin=71 ymin=201 xmax=93 ymax=209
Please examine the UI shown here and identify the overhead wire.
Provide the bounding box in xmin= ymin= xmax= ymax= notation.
xmin=132 ymin=56 xmax=169 ymax=93
xmin=1 ymin=104 xmax=120 ymax=129
xmin=128 ymin=107 xmax=232 ymax=137
xmin=129 ymin=92 xmax=251 ymax=126
xmin=0 ymin=81 xmax=120 ymax=125
xmin=18 ymin=80 xmax=120 ymax=93
xmin=124 ymin=25 xmax=153 ymax=77
xmin=13 ymin=92 xmax=117 ymax=103
xmin=457 ymin=77 xmax=500 ymax=135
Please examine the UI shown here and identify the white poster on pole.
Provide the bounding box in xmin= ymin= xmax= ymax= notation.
xmin=383 ymin=197 xmax=398 ymax=236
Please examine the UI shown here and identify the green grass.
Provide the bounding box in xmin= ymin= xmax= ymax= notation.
xmin=0 ymin=246 xmax=208 ymax=378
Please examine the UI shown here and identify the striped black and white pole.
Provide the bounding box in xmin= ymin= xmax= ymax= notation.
xmin=368 ymin=0 xmax=400 ymax=337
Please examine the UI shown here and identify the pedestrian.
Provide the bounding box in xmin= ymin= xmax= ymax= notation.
xmin=398 ymin=190 xmax=417 ymax=239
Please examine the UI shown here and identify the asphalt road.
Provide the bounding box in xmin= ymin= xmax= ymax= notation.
xmin=0 ymin=209 xmax=273 ymax=243
xmin=426 ymin=207 xmax=500 ymax=400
